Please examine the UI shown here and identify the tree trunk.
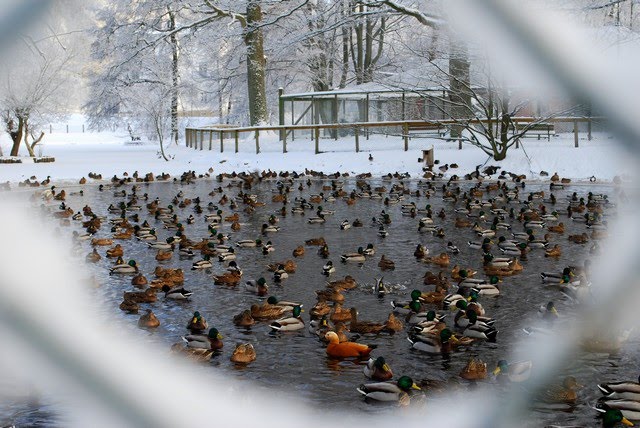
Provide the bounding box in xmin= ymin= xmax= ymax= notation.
xmin=448 ymin=38 xmax=471 ymax=139
xmin=9 ymin=116 xmax=24 ymax=157
xmin=244 ymin=1 xmax=268 ymax=126
xmin=23 ymin=120 xmax=36 ymax=157
xmin=168 ymin=8 xmax=180 ymax=145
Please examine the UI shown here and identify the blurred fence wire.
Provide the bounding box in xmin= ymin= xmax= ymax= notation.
xmin=0 ymin=1 xmax=639 ymax=427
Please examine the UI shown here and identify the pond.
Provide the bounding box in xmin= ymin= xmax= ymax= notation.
xmin=1 ymin=174 xmax=634 ymax=427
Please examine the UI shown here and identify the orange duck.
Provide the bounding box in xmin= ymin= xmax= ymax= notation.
xmin=325 ymin=331 xmax=374 ymax=359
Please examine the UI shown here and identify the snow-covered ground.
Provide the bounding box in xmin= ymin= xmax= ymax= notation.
xmin=0 ymin=115 xmax=633 ymax=184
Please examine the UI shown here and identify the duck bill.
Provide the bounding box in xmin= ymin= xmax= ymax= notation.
xmin=622 ymin=417 xmax=634 ymax=427
xmin=450 ymin=335 xmax=460 ymax=344
xmin=217 ymin=334 xmax=223 ymax=339
xmin=411 ymin=383 xmax=421 ymax=391
xmin=492 ymin=367 xmax=501 ymax=376
xmin=551 ymin=308 xmax=559 ymax=316
xmin=382 ymin=363 xmax=391 ymax=372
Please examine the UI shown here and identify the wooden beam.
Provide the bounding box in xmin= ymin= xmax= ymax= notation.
xmin=255 ymin=130 xmax=260 ymax=154
xmin=283 ymin=128 xmax=287 ymax=153
xmin=314 ymin=127 xmax=320 ymax=154
xmin=355 ymin=127 xmax=360 ymax=153
xmin=234 ymin=130 xmax=239 ymax=153
xmin=574 ymin=120 xmax=579 ymax=148
xmin=220 ymin=131 xmax=224 ymax=153
xmin=403 ymin=123 xmax=409 ymax=151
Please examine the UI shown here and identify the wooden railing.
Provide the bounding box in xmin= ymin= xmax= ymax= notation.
xmin=184 ymin=116 xmax=604 ymax=154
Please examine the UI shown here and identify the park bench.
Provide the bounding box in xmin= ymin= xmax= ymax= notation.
xmin=514 ymin=122 xmax=555 ymax=140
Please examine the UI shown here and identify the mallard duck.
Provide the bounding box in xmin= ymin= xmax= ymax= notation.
xmin=597 ymin=401 xmax=640 ymax=425
xmin=350 ymin=307 xmax=385 ymax=335
xmin=329 ymin=303 xmax=351 ymax=323
xmin=119 ymin=299 xmax=139 ymax=313
xmin=322 ymin=261 xmax=336 ymax=275
xmin=245 ymin=277 xmax=268 ymax=296
xmin=363 ymin=357 xmax=394 ymax=381
xmin=493 ymin=360 xmax=533 ymax=383
xmin=236 ymin=239 xmax=262 ymax=248
xmin=230 ymin=343 xmax=256 ymax=364
xmin=262 ymin=223 xmax=280 ymax=233
xmin=270 ymin=305 xmax=304 ymax=331
xmin=192 ymin=255 xmax=213 ymax=270
xmin=214 ymin=271 xmax=241 ymax=286
xmin=182 ymin=328 xmax=223 ymax=350
xmin=599 ymin=376 xmax=640 ymax=401
xmin=569 ymin=233 xmax=589 ymax=244
xmin=187 ymin=311 xmax=208 ymax=333
xmin=233 ymin=309 xmax=256 ymax=327
xmin=548 ymin=222 xmax=565 ymax=233
xmin=86 ymin=249 xmax=101 ymax=263
xmin=324 ymin=331 xmax=374 ymax=359
xmin=341 ymin=247 xmax=366 ymax=263
xmin=378 ymin=255 xmax=395 ymax=270
xmin=91 ymin=238 xmax=113 ymax=246
xmin=545 ymin=244 xmax=562 ymax=258
xmin=408 ymin=328 xmax=467 ymax=353
xmin=373 ymin=277 xmax=390 ymax=297
xmin=461 ymin=310 xmax=498 ymax=341
xmin=161 ymin=284 xmax=193 ymax=300
xmin=447 ymin=242 xmax=460 ymax=254
xmin=155 ymin=250 xmax=173 ymax=261
xmin=106 ymin=244 xmax=124 ymax=258
xmin=597 ymin=408 xmax=634 ymax=427
xmin=131 ymin=273 xmax=148 ymax=287
xmin=537 ymin=376 xmax=581 ymax=404
xmin=384 ymin=312 xmax=403 ymax=333
xmin=459 ymin=358 xmax=488 ymax=381
xmin=123 ymin=288 xmax=157 ymax=304
xmin=110 ymin=259 xmax=138 ymax=274
xmin=218 ymin=247 xmax=236 ymax=262
xmin=357 ymin=376 xmax=421 ymax=404
xmin=292 ymin=245 xmax=305 ymax=257
xmin=138 ymin=309 xmax=160 ymax=328
xmin=340 ymin=220 xmax=351 ymax=230
xmin=318 ymin=244 xmax=330 ymax=258
xmin=423 ymin=253 xmax=450 ymax=267
xmin=414 ymin=244 xmax=428 ymax=258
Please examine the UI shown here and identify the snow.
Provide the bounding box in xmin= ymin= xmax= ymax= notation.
xmin=0 ymin=116 xmax=633 ymax=185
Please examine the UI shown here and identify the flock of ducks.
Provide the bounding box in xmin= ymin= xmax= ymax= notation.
xmin=32 ymin=165 xmax=638 ymax=426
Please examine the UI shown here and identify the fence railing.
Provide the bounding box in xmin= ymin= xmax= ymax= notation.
xmin=184 ymin=116 xmax=605 ymax=154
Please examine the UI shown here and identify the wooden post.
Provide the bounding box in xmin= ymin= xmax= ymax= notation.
xmin=49 ymin=124 xmax=52 ymax=134
xmin=573 ymin=120 xmax=579 ymax=148
xmin=220 ymin=131 xmax=224 ymax=153
xmin=401 ymin=91 xmax=406 ymax=121
xmin=234 ymin=130 xmax=239 ymax=153
xmin=209 ymin=131 xmax=213 ymax=151
xmin=283 ymin=127 xmax=287 ymax=153
xmin=255 ymin=129 xmax=260 ymax=154
xmin=66 ymin=124 xmax=69 ymax=133
xmin=314 ymin=127 xmax=320 ymax=154
xmin=403 ymin=123 xmax=409 ymax=151
xmin=200 ymin=130 xmax=204 ymax=150
xmin=514 ymin=121 xmax=519 ymax=149
xmin=333 ymin=94 xmax=339 ymax=140
xmin=355 ymin=127 xmax=360 ymax=153
xmin=278 ymin=87 xmax=285 ymax=141
xmin=291 ymin=100 xmax=295 ymax=141
xmin=82 ymin=124 xmax=85 ymax=133
xmin=365 ymin=94 xmax=370 ymax=140
xmin=310 ymin=96 xmax=315 ymax=141
xmin=587 ymin=117 xmax=592 ymax=141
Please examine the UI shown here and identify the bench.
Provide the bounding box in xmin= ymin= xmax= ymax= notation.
xmin=514 ymin=122 xmax=555 ymax=140
xmin=407 ymin=122 xmax=447 ymax=138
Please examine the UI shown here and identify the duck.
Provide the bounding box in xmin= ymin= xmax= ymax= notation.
xmin=384 ymin=312 xmax=403 ymax=333
xmin=350 ymin=307 xmax=385 ymax=335
xmin=599 ymin=376 xmax=640 ymax=401
xmin=270 ymin=305 xmax=305 ymax=331
xmin=414 ymin=244 xmax=428 ymax=259
xmin=341 ymin=247 xmax=366 ymax=263
xmin=356 ymin=376 xmax=421 ymax=404
xmin=459 ymin=358 xmax=488 ymax=381
xmin=324 ymin=331 xmax=374 ymax=359
xmin=461 ymin=310 xmax=498 ymax=341
xmin=340 ymin=220 xmax=351 ymax=230
xmin=374 ymin=277 xmax=391 ymax=297
xmin=234 ymin=309 xmax=256 ymax=327
xmin=86 ymin=249 xmax=101 ymax=263
xmin=236 ymin=239 xmax=262 ymax=248
xmin=363 ymin=356 xmax=394 ymax=381
xmin=245 ymin=277 xmax=268 ymax=296
xmin=106 ymin=244 xmax=124 ymax=258
xmin=192 ymin=255 xmax=213 ymax=270
xmin=262 ymin=223 xmax=280 ymax=233
xmin=423 ymin=253 xmax=450 ymax=267
xmin=161 ymin=284 xmax=193 ymax=300
xmin=155 ymin=250 xmax=173 ymax=261
xmin=138 ymin=309 xmax=160 ymax=328
xmin=187 ymin=311 xmax=208 ymax=333
xmin=597 ymin=408 xmax=634 ymax=427
xmin=230 ymin=343 xmax=256 ymax=364
xmin=545 ymin=244 xmax=562 ymax=258
xmin=378 ymin=255 xmax=395 ymax=270
xmin=408 ymin=328 xmax=468 ymax=353
xmin=292 ymin=245 xmax=305 ymax=257
xmin=131 ymin=273 xmax=148 ymax=287
xmin=322 ymin=261 xmax=336 ymax=275
xmin=213 ymin=271 xmax=242 ymax=286
xmin=493 ymin=360 xmax=533 ymax=383
xmin=109 ymin=260 xmax=138 ymax=274
xmin=536 ymin=376 xmax=581 ymax=404
xmin=182 ymin=328 xmax=223 ymax=350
